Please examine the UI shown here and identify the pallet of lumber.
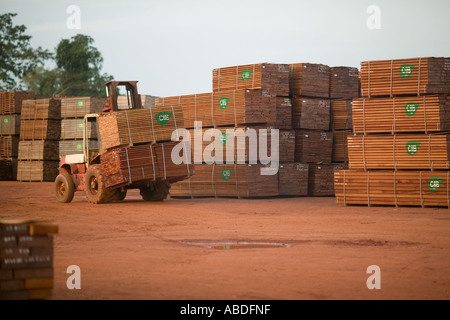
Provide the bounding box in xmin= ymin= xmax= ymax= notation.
xmin=334 ymin=170 xmax=450 ymax=208
xmin=155 ymin=89 xmax=278 ymax=129
xmin=289 ymin=63 xmax=330 ymax=98
xmin=0 ymin=219 xmax=57 ymax=300
xmin=59 ymin=140 xmax=98 ymax=157
xmin=19 ymin=120 xmax=61 ymax=141
xmin=331 ymin=99 xmax=352 ymax=130
xmin=348 ymin=133 xmax=450 ymax=170
xmin=309 ymin=163 xmax=345 ymax=196
xmin=0 ymin=92 xmax=34 ymax=115
xmin=352 ymin=95 xmax=450 ymax=134
xmin=360 ymin=57 xmax=450 ymax=97
xmin=117 ymin=95 xmax=157 ymax=110
xmin=98 ymin=106 xmax=184 ymax=150
xmin=0 ymin=158 xmax=17 ymax=180
xmin=330 ymin=66 xmax=360 ymax=99
xmin=21 ymin=99 xmax=61 ymax=120
xmin=0 ymin=135 xmax=19 ymax=158
xmin=332 ymin=131 xmax=351 ymax=163
xmin=16 ymin=160 xmax=59 ymax=182
xmin=61 ymin=97 xmax=105 ymax=118
xmin=170 ymin=164 xmax=215 ymax=198
xmin=278 ymin=163 xmax=309 ymax=196
xmin=153 ymin=142 xmax=194 ymax=183
xmin=61 ymin=119 xmax=97 ymax=140
xmin=18 ymin=141 xmax=59 ymax=161
xmin=292 ymin=97 xmax=330 ymax=130
xmin=212 ymin=63 xmax=290 ymax=96
xmin=295 ymin=130 xmax=333 ymax=163
xmin=272 ymin=97 xmax=292 ymax=129
xmin=0 ymin=115 xmax=21 ymax=135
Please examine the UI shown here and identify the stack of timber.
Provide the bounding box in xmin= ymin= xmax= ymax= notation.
xmin=0 ymin=92 xmax=34 ymax=180
xmin=289 ymin=63 xmax=330 ymax=98
xmin=309 ymin=163 xmax=345 ymax=196
xmin=360 ymin=57 xmax=450 ymax=98
xmin=17 ymin=98 xmax=60 ymax=182
xmin=100 ymin=142 xmax=193 ymax=189
xmin=117 ymin=94 xmax=157 ymax=110
xmin=212 ymin=63 xmax=290 ymax=97
xmin=292 ymin=97 xmax=330 ymax=130
xmin=335 ymin=56 xmax=450 ymax=207
xmin=332 ymin=131 xmax=351 ymax=164
xmin=334 ymin=170 xmax=450 ymax=208
xmin=60 ymin=97 xmax=105 ymax=157
xmin=278 ymin=163 xmax=309 ymax=196
xmin=169 ymin=165 xmax=215 ymax=198
xmin=331 ymin=99 xmax=353 ymax=131
xmin=98 ymin=106 xmax=184 ymax=150
xmin=330 ymin=67 xmax=360 ymax=99
xmin=0 ymin=219 xmax=58 ymax=300
xmin=295 ymin=130 xmax=333 ymax=163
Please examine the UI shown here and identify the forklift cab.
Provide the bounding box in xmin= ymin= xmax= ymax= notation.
xmin=103 ymin=81 xmax=142 ymax=112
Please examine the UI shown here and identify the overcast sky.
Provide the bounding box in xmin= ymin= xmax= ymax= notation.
xmin=2 ymin=0 xmax=450 ymax=97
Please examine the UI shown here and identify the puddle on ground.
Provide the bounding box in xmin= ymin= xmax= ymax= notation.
xmin=179 ymin=240 xmax=295 ymax=250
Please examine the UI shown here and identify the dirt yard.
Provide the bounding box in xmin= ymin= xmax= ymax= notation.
xmin=0 ymin=181 xmax=449 ymax=300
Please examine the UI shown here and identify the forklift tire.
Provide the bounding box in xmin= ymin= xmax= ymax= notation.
xmin=109 ymin=188 xmax=127 ymax=202
xmin=140 ymin=181 xmax=171 ymax=201
xmin=55 ymin=172 xmax=75 ymax=203
xmin=85 ymin=164 xmax=114 ymax=204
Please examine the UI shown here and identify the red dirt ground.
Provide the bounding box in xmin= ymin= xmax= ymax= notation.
xmin=0 ymin=181 xmax=449 ymax=300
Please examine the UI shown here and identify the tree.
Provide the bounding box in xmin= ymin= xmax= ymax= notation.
xmin=0 ymin=13 xmax=52 ymax=90
xmin=22 ymin=67 xmax=61 ymax=96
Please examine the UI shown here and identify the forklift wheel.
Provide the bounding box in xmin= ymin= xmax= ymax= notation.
xmin=55 ymin=172 xmax=75 ymax=203
xmin=85 ymin=164 xmax=115 ymax=204
xmin=140 ymin=181 xmax=171 ymax=201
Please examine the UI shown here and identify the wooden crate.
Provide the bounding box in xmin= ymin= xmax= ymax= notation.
xmin=331 ymin=99 xmax=352 ymax=130
xmin=18 ymin=140 xmax=59 ymax=161
xmin=0 ymin=135 xmax=19 ymax=158
xmin=292 ymin=97 xmax=330 ymax=130
xmin=309 ymin=163 xmax=345 ymax=196
xmin=0 ymin=91 xmax=35 ymax=115
xmin=289 ymin=63 xmax=330 ymax=98
xmin=212 ymin=63 xmax=290 ymax=96
xmin=98 ymin=106 xmax=184 ymax=150
xmin=360 ymin=57 xmax=450 ymax=97
xmin=21 ymin=99 xmax=61 ymax=120
xmin=16 ymin=160 xmax=59 ymax=182
xmin=332 ymin=131 xmax=351 ymax=163
xmin=0 ymin=158 xmax=17 ymax=180
xmin=61 ymin=97 xmax=105 ymax=118
xmin=334 ymin=170 xmax=450 ymax=208
xmin=19 ymin=120 xmax=61 ymax=141
xmin=295 ymin=130 xmax=333 ymax=163
xmin=59 ymin=140 xmax=98 ymax=157
xmin=61 ymin=119 xmax=97 ymax=140
xmin=0 ymin=115 xmax=21 ymax=135
xmin=278 ymin=163 xmax=309 ymax=196
xmin=352 ymin=95 xmax=450 ymax=134
xmin=348 ymin=133 xmax=450 ymax=170
xmin=330 ymin=66 xmax=360 ymax=99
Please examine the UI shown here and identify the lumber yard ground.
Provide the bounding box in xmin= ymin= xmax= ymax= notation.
xmin=0 ymin=181 xmax=449 ymax=300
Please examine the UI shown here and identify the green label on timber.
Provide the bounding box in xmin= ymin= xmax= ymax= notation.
xmin=155 ymin=112 xmax=172 ymax=126
xmin=218 ymin=97 xmax=229 ymax=110
xmin=428 ymin=177 xmax=443 ymax=191
xmin=404 ymin=103 xmax=419 ymax=116
xmin=241 ymin=69 xmax=252 ymax=82
xmin=399 ymin=65 xmax=415 ymax=78
xmin=2 ymin=118 xmax=8 ymax=125
xmin=77 ymin=121 xmax=84 ymax=130
xmin=221 ymin=169 xmax=232 ymax=181
xmin=76 ymin=143 xmax=83 ymax=151
xmin=77 ymin=100 xmax=85 ymax=108
xmin=219 ymin=133 xmax=229 ymax=145
xmin=406 ymin=141 xmax=421 ymax=155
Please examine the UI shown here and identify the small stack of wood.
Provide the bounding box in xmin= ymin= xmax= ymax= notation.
xmin=335 ymin=56 xmax=450 ymax=208
xmin=60 ymin=97 xmax=104 ymax=157
xmin=0 ymin=219 xmax=58 ymax=300
xmin=117 ymin=94 xmax=157 ymax=110
xmin=0 ymin=92 xmax=34 ymax=180
xmin=17 ymin=99 xmax=61 ymax=182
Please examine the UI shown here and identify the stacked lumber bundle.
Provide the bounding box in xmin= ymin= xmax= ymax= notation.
xmin=292 ymin=97 xmax=330 ymax=130
xmin=0 ymin=219 xmax=58 ymax=300
xmin=98 ymin=106 xmax=184 ymax=150
xmin=118 ymin=94 xmax=157 ymax=110
xmin=336 ymin=56 xmax=450 ymax=207
xmin=352 ymin=95 xmax=450 ymax=134
xmin=295 ymin=130 xmax=333 ymax=163
xmin=100 ymin=142 xmax=193 ymax=189
xmin=169 ymin=165 xmax=215 ymax=197
xmin=289 ymin=63 xmax=330 ymax=98
xmin=335 ymin=170 xmax=450 ymax=208
xmin=331 ymin=99 xmax=353 ymax=131
xmin=278 ymin=163 xmax=309 ymax=196
xmin=330 ymin=67 xmax=360 ymax=99
xmin=212 ymin=63 xmax=290 ymax=96
xmin=59 ymin=140 xmax=98 ymax=158
xmin=0 ymin=135 xmax=19 ymax=159
xmin=309 ymin=164 xmax=345 ymax=196
xmin=360 ymin=57 xmax=450 ymax=98
xmin=0 ymin=159 xmax=17 ymax=180
xmin=0 ymin=92 xmax=34 ymax=114
xmin=332 ymin=131 xmax=351 ymax=163
xmin=60 ymin=119 xmax=97 ymax=140
xmin=60 ymin=97 xmax=105 ymax=118
xmin=0 ymin=115 xmax=21 ymax=136
xmin=17 ymin=98 xmax=61 ymax=182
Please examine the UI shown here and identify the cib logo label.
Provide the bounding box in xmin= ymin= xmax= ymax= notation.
xmin=156 ymin=112 xmax=172 ymax=126
xmin=218 ymin=97 xmax=229 ymax=110
xmin=428 ymin=177 xmax=443 ymax=191
xmin=400 ymin=64 xmax=415 ymax=78
xmin=404 ymin=103 xmax=419 ymax=116
xmin=241 ymin=69 xmax=252 ymax=82
xmin=221 ymin=169 xmax=232 ymax=181
xmin=406 ymin=141 xmax=421 ymax=155
xmin=3 ymin=118 xmax=8 ymax=125
xmin=219 ymin=133 xmax=229 ymax=145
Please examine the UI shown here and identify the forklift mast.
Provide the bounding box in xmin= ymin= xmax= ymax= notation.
xmin=103 ymin=81 xmax=142 ymax=112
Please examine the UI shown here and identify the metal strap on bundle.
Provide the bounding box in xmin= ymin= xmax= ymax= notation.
xmin=362 ymin=135 xmax=367 ymax=171
xmin=148 ymin=105 xmax=156 ymax=143
xmin=125 ymin=147 xmax=132 ymax=184
xmin=393 ymin=134 xmax=397 ymax=171
xmin=252 ymin=64 xmax=256 ymax=89
xmin=362 ymin=98 xmax=366 ymax=135
xmin=125 ymin=110 xmax=133 ymax=146
xmin=423 ymin=96 xmax=428 ymax=133
xmin=233 ymin=91 xmax=237 ymax=127
xmin=211 ymin=93 xmax=215 ymax=127
xmin=392 ymin=98 xmax=396 ymax=134
xmin=235 ymin=66 xmax=239 ymax=90
xmin=161 ymin=143 xmax=167 ymax=180
xmin=428 ymin=134 xmax=432 ymax=171
xmin=419 ymin=171 xmax=424 ymax=208
xmin=171 ymin=105 xmax=180 ymax=141
xmin=367 ymin=61 xmax=371 ymax=98
xmin=149 ymin=143 xmax=156 ymax=181
xmin=417 ymin=57 xmax=422 ymax=96
xmin=217 ymin=68 xmax=221 ymax=92
xmin=366 ymin=171 xmax=370 ymax=207
xmin=394 ymin=170 xmax=398 ymax=207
